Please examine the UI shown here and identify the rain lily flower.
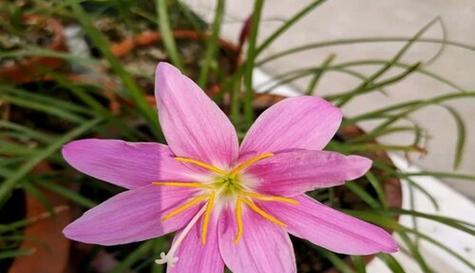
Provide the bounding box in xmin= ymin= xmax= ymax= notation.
xmin=63 ymin=62 xmax=397 ymax=273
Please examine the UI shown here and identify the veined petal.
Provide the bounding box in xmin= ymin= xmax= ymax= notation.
xmin=240 ymin=96 xmax=342 ymax=155
xmin=155 ymin=62 xmax=239 ymax=168
xmin=62 ymin=139 xmax=195 ymax=189
xmin=218 ymin=207 xmax=296 ymax=273
xmin=167 ymin=212 xmax=224 ymax=273
xmin=260 ymin=195 xmax=398 ymax=255
xmin=245 ymin=150 xmax=372 ymax=196
xmin=63 ymin=185 xmax=198 ymax=246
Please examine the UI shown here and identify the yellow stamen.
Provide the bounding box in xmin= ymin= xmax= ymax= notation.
xmin=175 ymin=157 xmax=227 ymax=175
xmin=200 ymin=192 xmax=215 ymax=245
xmin=152 ymin=182 xmax=210 ymax=188
xmin=162 ymin=194 xmax=208 ymax=221
xmin=230 ymin=152 xmax=274 ymax=177
xmin=241 ymin=198 xmax=286 ymax=228
xmin=234 ymin=198 xmax=244 ymax=244
xmin=245 ymin=192 xmax=299 ymax=205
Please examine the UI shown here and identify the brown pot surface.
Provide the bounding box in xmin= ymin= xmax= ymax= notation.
xmin=8 ymin=164 xmax=71 ymax=273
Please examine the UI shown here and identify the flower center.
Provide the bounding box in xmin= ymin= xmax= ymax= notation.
xmin=152 ymin=152 xmax=298 ymax=267
xmin=213 ymin=174 xmax=244 ymax=196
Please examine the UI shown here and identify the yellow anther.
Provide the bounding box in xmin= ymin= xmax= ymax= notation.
xmin=234 ymin=198 xmax=244 ymax=244
xmin=162 ymin=194 xmax=208 ymax=221
xmin=245 ymin=192 xmax=299 ymax=205
xmin=175 ymin=157 xmax=227 ymax=175
xmin=200 ymin=192 xmax=215 ymax=245
xmin=241 ymin=198 xmax=286 ymax=228
xmin=230 ymin=152 xmax=274 ymax=177
xmin=152 ymin=182 xmax=210 ymax=188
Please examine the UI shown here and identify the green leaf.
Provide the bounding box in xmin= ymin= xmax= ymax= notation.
xmin=22 ymin=181 xmax=54 ymax=216
xmin=398 ymin=232 xmax=432 ymax=273
xmin=314 ymin=246 xmax=356 ymax=273
xmin=345 ymin=182 xmax=381 ymax=209
xmin=0 ymin=117 xmax=102 ymax=206
xmin=306 ymin=54 xmax=336 ymax=95
xmin=365 ymin=171 xmax=387 ymax=208
xmin=400 ymin=171 xmax=475 ymax=182
xmin=197 ymin=0 xmax=225 ymax=88
xmin=344 ymin=93 xmax=475 ymax=140
xmin=256 ymin=0 xmax=328 ymax=54
xmin=333 ymin=60 xmax=465 ymax=93
xmin=335 ymin=60 xmax=420 ymax=106
xmin=0 ymin=121 xmax=52 ymax=143
xmin=110 ymin=241 xmax=154 ymax=273
xmin=351 ymin=256 xmax=367 ymax=273
xmin=0 ymin=248 xmax=35 ymax=260
xmin=442 ymin=105 xmax=466 ymax=169
xmin=68 ymin=0 xmax=163 ymax=140
xmin=243 ymin=0 xmax=265 ymax=128
xmin=38 ymin=180 xmax=96 ymax=209
xmin=346 ymin=210 xmax=475 ymax=271
xmin=156 ymin=0 xmax=184 ymax=70
xmin=1 ymin=85 xmax=93 ymax=115
xmin=377 ymin=253 xmax=406 ymax=273
xmin=258 ymin=36 xmax=475 ymax=66
xmin=405 ymin=178 xmax=439 ymax=211
xmin=0 ymin=94 xmax=86 ymax=123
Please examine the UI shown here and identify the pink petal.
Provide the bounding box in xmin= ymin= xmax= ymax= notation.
xmin=240 ymin=96 xmax=342 ymax=155
xmin=218 ymin=207 xmax=296 ymax=273
xmin=155 ymin=63 xmax=239 ymax=168
xmin=168 ymin=212 xmax=224 ymax=273
xmin=62 ymin=139 xmax=195 ymax=189
xmin=63 ymin=185 xmax=199 ymax=245
xmin=260 ymin=195 xmax=398 ymax=255
xmin=246 ymin=150 xmax=372 ymax=196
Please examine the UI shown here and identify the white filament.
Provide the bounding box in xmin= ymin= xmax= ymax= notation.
xmin=155 ymin=205 xmax=207 ymax=267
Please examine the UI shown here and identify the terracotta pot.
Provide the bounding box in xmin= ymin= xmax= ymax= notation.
xmin=7 ymin=164 xmax=71 ymax=273
xmin=252 ymin=93 xmax=402 ymax=273
xmin=0 ymin=15 xmax=67 ymax=84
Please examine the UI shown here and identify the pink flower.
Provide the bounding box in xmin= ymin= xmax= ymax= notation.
xmin=62 ymin=62 xmax=398 ymax=273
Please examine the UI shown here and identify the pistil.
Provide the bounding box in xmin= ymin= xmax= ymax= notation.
xmin=155 ymin=205 xmax=207 ymax=267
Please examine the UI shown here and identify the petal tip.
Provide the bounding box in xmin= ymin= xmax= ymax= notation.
xmin=155 ymin=62 xmax=180 ymax=78
xmin=61 ymin=140 xmax=81 ymax=162
xmin=383 ymin=236 xmax=400 ymax=253
xmin=61 ymin=139 xmax=98 ymax=162
xmin=62 ymin=222 xmax=79 ymax=241
xmin=375 ymin=229 xmax=399 ymax=254
xmin=349 ymin=155 xmax=373 ymax=175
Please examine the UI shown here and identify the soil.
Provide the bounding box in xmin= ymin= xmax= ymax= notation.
xmin=93 ymin=17 xmax=146 ymax=44
xmin=0 ymin=17 xmax=55 ymax=67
